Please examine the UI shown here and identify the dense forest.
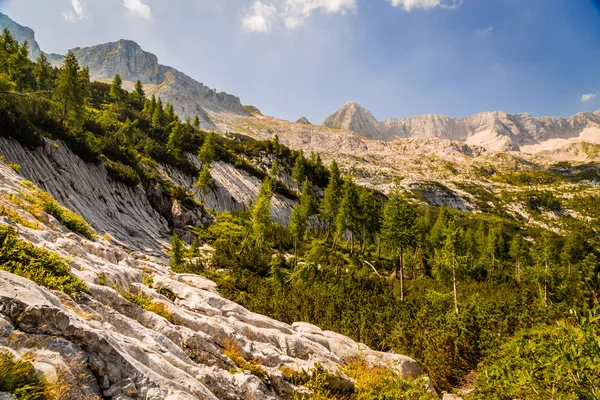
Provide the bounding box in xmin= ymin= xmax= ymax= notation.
xmin=0 ymin=28 xmax=599 ymax=399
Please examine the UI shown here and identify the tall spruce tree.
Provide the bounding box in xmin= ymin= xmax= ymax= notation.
xmin=319 ymin=160 xmax=342 ymax=238
xmin=380 ymin=184 xmax=417 ymax=300
xmin=52 ymin=50 xmax=89 ymax=127
xmin=33 ymin=52 xmax=52 ymax=91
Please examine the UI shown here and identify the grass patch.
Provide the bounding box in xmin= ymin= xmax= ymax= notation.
xmin=0 ymin=349 xmax=63 ymax=400
xmin=223 ymin=338 xmax=267 ymax=381
xmin=0 ymin=225 xmax=90 ymax=299
xmin=121 ymin=290 xmax=175 ymax=323
xmin=9 ymin=188 xmax=95 ymax=240
xmin=0 ymin=204 xmax=41 ymax=230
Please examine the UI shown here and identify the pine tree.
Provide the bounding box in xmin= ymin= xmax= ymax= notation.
xmin=532 ymin=232 xmax=556 ymax=307
xmin=170 ymin=234 xmax=185 ymax=268
xmin=152 ymin=97 xmax=164 ymax=129
xmin=52 ymin=50 xmax=89 ymax=127
xmin=33 ymin=52 xmax=52 ymax=91
xmin=110 ymin=73 xmax=124 ymax=101
xmin=292 ymin=152 xmax=306 ymax=187
xmin=193 ymin=115 xmax=200 ymax=129
xmin=134 ymin=80 xmax=145 ymax=108
xmin=269 ymin=159 xmax=279 ymax=179
xmin=380 ymin=184 xmax=417 ymax=300
xmin=439 ymin=220 xmax=461 ymax=315
xmin=198 ymin=131 xmax=216 ymax=166
xmin=164 ymin=103 xmax=176 ymax=123
xmin=290 ymin=178 xmax=317 ymax=259
xmin=195 ymin=165 xmax=212 ymax=194
xmin=509 ymin=233 xmax=529 ymax=282
xmin=320 ymin=160 xmax=342 ymax=237
xmin=167 ymin=121 xmax=183 ymax=157
xmin=251 ymin=178 xmax=273 ymax=246
xmin=561 ymin=231 xmax=586 ymax=276
xmin=335 ymin=180 xmax=360 ymax=253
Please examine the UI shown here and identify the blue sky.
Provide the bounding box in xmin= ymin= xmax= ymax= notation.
xmin=0 ymin=0 xmax=599 ymax=123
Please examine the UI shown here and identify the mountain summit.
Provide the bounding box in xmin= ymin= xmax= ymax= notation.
xmin=322 ymin=102 xmax=600 ymax=152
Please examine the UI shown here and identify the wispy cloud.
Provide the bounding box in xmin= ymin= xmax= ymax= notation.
xmin=389 ymin=0 xmax=462 ymax=12
xmin=477 ymin=25 xmax=493 ymax=36
xmin=581 ymin=93 xmax=596 ymax=102
xmin=242 ymin=0 xmax=356 ymax=32
xmin=123 ymin=0 xmax=151 ymax=20
xmin=63 ymin=0 xmax=85 ymax=21
xmin=243 ymin=1 xmax=278 ymax=32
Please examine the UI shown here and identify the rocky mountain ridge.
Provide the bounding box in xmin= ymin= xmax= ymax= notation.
xmin=322 ymin=101 xmax=600 ymax=152
xmin=0 ymin=12 xmax=41 ymax=59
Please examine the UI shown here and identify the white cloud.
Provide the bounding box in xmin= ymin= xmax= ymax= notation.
xmin=389 ymin=0 xmax=462 ymax=12
xmin=123 ymin=0 xmax=151 ymax=20
xmin=282 ymin=0 xmax=357 ymax=29
xmin=477 ymin=25 xmax=493 ymax=36
xmin=243 ymin=1 xmax=278 ymax=32
xmin=63 ymin=0 xmax=85 ymax=21
xmin=581 ymin=93 xmax=596 ymax=102
xmin=243 ymin=0 xmax=356 ymax=32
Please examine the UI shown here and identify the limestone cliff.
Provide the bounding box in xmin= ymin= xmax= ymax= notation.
xmin=323 ymin=102 xmax=600 ymax=152
xmin=0 ymin=12 xmax=41 ymax=59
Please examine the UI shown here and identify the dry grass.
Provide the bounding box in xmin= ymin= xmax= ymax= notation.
xmin=223 ymin=338 xmax=266 ymax=381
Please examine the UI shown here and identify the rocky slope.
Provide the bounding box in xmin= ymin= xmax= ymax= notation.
xmin=0 ymin=160 xmax=421 ymax=399
xmin=69 ymin=39 xmax=249 ymax=130
xmin=322 ymin=102 xmax=600 ymax=152
xmin=0 ymin=12 xmax=41 ymax=59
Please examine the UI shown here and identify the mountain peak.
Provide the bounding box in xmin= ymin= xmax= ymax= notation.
xmin=0 ymin=12 xmax=42 ymax=60
xmin=296 ymin=116 xmax=312 ymax=125
xmin=322 ymin=101 xmax=388 ymax=140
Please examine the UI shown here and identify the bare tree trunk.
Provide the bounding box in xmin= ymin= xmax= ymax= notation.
xmin=364 ymin=261 xmax=382 ymax=277
xmin=400 ymin=248 xmax=404 ymax=301
xmin=452 ymin=254 xmax=459 ymax=315
xmin=350 ymin=232 xmax=354 ymax=255
xmin=544 ymin=259 xmax=548 ymax=307
xmin=515 ymin=260 xmax=520 ymax=283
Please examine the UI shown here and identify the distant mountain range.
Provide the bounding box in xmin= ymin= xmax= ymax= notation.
xmin=1 ymin=12 xmax=599 ymax=156
xmin=322 ymin=101 xmax=600 ymax=152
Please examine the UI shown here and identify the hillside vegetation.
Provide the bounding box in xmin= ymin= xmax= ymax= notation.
xmin=0 ymin=28 xmax=599 ymax=398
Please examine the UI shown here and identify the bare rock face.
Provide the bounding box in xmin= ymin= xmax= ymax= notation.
xmin=322 ymin=102 xmax=600 ymax=152
xmin=0 ymin=161 xmax=421 ymax=399
xmin=322 ymin=101 xmax=392 ymax=141
xmin=296 ymin=116 xmax=312 ymax=125
xmin=69 ymin=40 xmax=249 ymax=128
xmin=0 ymin=12 xmax=41 ymax=59
xmin=71 ymin=40 xmax=163 ymax=84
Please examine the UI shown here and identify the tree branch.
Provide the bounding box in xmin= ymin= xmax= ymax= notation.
xmin=364 ymin=260 xmax=382 ymax=277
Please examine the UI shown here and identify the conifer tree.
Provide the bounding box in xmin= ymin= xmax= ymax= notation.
xmin=320 ymin=160 xmax=342 ymax=238
xmin=380 ymin=184 xmax=417 ymax=300
xmin=532 ymin=232 xmax=556 ymax=307
xmin=335 ymin=180 xmax=360 ymax=253
xmin=290 ymin=178 xmax=316 ymax=259
xmin=269 ymin=159 xmax=279 ymax=179
xmin=52 ymin=50 xmax=89 ymax=127
xmin=292 ymin=151 xmax=306 ymax=187
xmin=193 ymin=115 xmax=200 ymax=129
xmin=251 ymin=178 xmax=273 ymax=246
xmin=195 ymin=165 xmax=212 ymax=194
xmin=170 ymin=233 xmax=185 ymax=268
xmin=439 ymin=220 xmax=461 ymax=315
xmin=198 ymin=131 xmax=216 ymax=166
xmin=167 ymin=121 xmax=183 ymax=157
xmin=110 ymin=73 xmax=124 ymax=101
xmin=152 ymin=97 xmax=164 ymax=129
xmin=33 ymin=52 xmax=52 ymax=91
xmin=134 ymin=80 xmax=145 ymax=107
xmin=509 ymin=233 xmax=529 ymax=282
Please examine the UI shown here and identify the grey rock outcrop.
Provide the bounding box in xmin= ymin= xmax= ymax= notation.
xmin=323 ymin=102 xmax=600 ymax=152
xmin=0 ymin=12 xmax=41 ymax=59
xmin=0 ymin=161 xmax=421 ymax=399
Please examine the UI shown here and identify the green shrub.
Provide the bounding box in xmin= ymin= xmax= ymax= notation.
xmin=104 ymin=159 xmax=140 ymax=187
xmin=0 ymin=225 xmax=90 ymax=298
xmin=121 ymin=290 xmax=175 ymax=323
xmin=474 ymin=310 xmax=600 ymax=399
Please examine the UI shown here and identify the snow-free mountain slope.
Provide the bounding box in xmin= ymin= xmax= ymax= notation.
xmin=323 ymin=102 xmax=600 ymax=152
xmin=0 ymin=12 xmax=41 ymax=59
